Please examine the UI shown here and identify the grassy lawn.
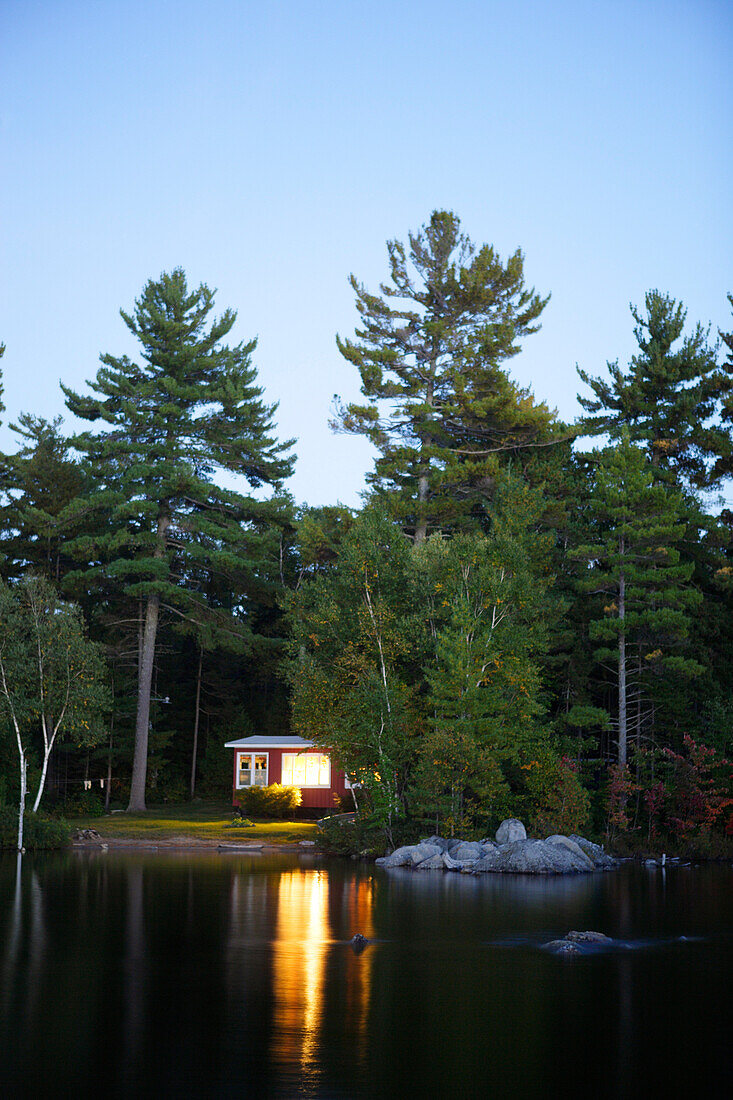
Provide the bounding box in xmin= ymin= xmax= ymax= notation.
xmin=70 ymin=800 xmax=320 ymax=844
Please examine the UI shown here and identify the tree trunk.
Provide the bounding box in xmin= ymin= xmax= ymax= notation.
xmin=17 ymin=754 xmax=27 ymax=852
xmin=128 ymin=514 xmax=169 ymax=813
xmin=414 ymin=373 xmax=434 ymax=545
xmin=127 ymin=592 xmax=161 ymax=812
xmin=618 ymin=560 xmax=627 ymax=768
xmin=189 ymin=647 xmax=203 ymax=799
xmin=105 ymin=715 xmax=114 ymax=813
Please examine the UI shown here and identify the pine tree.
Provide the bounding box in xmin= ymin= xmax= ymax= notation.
xmin=0 ymin=415 xmax=86 ymax=584
xmin=574 ymin=433 xmax=702 ymax=766
xmin=62 ymin=269 xmax=294 ymax=811
xmin=578 ymin=290 xmax=731 ymax=490
xmin=333 ymin=210 xmax=556 ymax=540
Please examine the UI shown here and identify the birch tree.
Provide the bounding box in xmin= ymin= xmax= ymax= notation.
xmin=0 ymin=576 xmax=108 ymax=848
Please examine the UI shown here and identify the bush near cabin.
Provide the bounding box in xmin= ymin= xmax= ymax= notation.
xmin=235 ymin=783 xmax=302 ymax=819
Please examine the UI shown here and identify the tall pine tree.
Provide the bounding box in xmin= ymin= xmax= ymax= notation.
xmin=578 ymin=290 xmax=730 ymax=491
xmin=333 ymin=210 xmax=557 ymax=540
xmin=574 ymin=433 xmax=701 ymax=766
xmin=63 ymin=269 xmax=294 ymax=811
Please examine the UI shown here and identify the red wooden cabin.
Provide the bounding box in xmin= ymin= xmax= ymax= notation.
xmin=225 ymin=735 xmax=351 ymax=811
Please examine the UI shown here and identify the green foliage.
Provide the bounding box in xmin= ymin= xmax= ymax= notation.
xmin=54 ymin=789 xmax=106 ymax=817
xmin=334 ymin=210 xmax=557 ymax=538
xmin=234 ymin=783 xmax=302 ymax=818
xmin=578 ymin=290 xmax=730 ymax=490
xmin=288 ymin=495 xmax=555 ymax=840
xmin=0 ymin=574 xmax=110 ymax=815
xmin=315 ymin=814 xmax=391 ymax=857
xmin=62 ymin=268 xmax=294 ymax=809
xmin=0 ymin=808 xmax=71 ymax=850
xmin=520 ymin=749 xmax=591 ymax=837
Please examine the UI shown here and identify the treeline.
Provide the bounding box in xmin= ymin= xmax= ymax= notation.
xmin=1 ymin=211 xmax=732 ymax=852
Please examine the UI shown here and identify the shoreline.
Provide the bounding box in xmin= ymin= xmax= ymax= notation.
xmin=70 ymin=835 xmax=315 ymax=852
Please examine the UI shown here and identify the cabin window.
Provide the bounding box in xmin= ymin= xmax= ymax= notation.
xmin=236 ymin=752 xmax=268 ymax=788
xmin=281 ymin=752 xmax=331 ymax=788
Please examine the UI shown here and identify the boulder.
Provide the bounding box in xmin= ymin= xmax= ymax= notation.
xmin=495 ymin=818 xmax=527 ymax=844
xmin=543 ymin=939 xmax=582 ymax=956
xmin=419 ymin=835 xmax=452 ymax=852
xmin=472 ymin=849 xmax=503 ymax=872
xmin=568 ymin=834 xmax=617 ymax=870
xmin=493 ymin=838 xmax=594 ymax=874
xmin=375 ymin=845 xmax=418 ymax=867
xmin=545 ymin=835 xmax=594 ymax=867
xmin=415 ymin=852 xmax=447 ymax=870
xmin=451 ymin=841 xmax=482 ymax=862
xmin=376 ymin=842 xmax=442 ymax=867
xmin=565 ymin=930 xmax=612 ymax=945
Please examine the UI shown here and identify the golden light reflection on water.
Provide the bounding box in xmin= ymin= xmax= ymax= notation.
xmin=269 ymin=868 xmax=375 ymax=1077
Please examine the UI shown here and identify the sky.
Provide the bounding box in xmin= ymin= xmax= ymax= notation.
xmin=1 ymin=0 xmax=731 ymax=507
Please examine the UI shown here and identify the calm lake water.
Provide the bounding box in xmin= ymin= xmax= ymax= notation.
xmin=0 ymin=851 xmax=731 ymax=1099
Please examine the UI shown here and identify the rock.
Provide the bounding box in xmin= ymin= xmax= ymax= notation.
xmin=568 ymin=835 xmax=617 ymax=870
xmin=451 ymin=841 xmax=482 ymax=862
xmin=375 ymin=845 xmax=418 ymax=867
xmin=419 ymin=835 xmax=451 ymax=852
xmin=350 ymin=933 xmax=369 ymax=954
xmin=479 ymin=841 xmax=499 ymax=855
xmin=495 ymin=818 xmax=527 ymax=844
xmin=545 ymin=835 xmax=594 ymax=867
xmin=493 ymin=838 xmax=594 ymax=874
xmin=376 ymin=842 xmax=441 ymax=868
xmin=565 ymin=930 xmax=612 ymax=945
xmin=415 ymin=853 xmax=447 ymax=870
xmin=299 ymin=840 xmax=316 ymax=847
xmin=73 ymin=828 xmax=101 ymax=841
xmin=544 ymin=939 xmax=582 ymax=956
xmin=442 ymin=851 xmax=464 ymax=870
xmin=472 ymin=849 xmax=503 ymax=872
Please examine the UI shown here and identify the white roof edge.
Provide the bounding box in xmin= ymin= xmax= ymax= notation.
xmin=224 ymin=736 xmax=316 ymax=749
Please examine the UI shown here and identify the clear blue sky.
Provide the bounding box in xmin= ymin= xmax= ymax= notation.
xmin=1 ymin=0 xmax=731 ymax=506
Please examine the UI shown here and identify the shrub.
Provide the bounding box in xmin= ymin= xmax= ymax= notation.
xmin=316 ymin=813 xmax=390 ymax=857
xmin=54 ymin=789 xmax=106 ymax=818
xmin=235 ymin=783 xmax=302 ymax=818
xmin=522 ymin=749 xmax=592 ymax=836
xmin=0 ymin=807 xmax=71 ymax=850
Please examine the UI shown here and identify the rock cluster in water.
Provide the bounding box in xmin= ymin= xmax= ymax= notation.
xmin=375 ymin=819 xmax=616 ymax=874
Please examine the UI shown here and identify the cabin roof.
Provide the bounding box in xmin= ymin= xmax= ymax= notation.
xmin=224 ymin=735 xmax=317 ymax=749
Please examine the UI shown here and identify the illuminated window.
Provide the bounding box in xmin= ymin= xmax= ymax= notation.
xmin=236 ymin=752 xmax=268 ymax=788
xmin=281 ymin=753 xmax=331 ymax=787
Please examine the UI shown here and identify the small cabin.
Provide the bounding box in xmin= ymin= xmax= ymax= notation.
xmin=224 ymin=735 xmax=351 ymax=811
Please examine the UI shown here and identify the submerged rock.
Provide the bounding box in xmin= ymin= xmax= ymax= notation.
xmin=350 ymin=933 xmax=369 ymax=954
xmin=565 ymin=930 xmax=613 ymax=945
xmin=544 ymin=939 xmax=582 ymax=956
xmin=495 ymin=818 xmax=527 ymax=844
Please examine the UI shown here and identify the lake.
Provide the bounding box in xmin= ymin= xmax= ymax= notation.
xmin=1 ymin=851 xmax=731 ymax=1098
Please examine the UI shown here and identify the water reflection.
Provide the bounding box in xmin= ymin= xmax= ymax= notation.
xmin=226 ymin=864 xmax=376 ymax=1088
xmin=0 ymin=855 xmax=731 ymax=1098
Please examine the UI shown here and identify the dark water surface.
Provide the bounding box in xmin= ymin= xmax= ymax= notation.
xmin=1 ymin=851 xmax=731 ymax=1098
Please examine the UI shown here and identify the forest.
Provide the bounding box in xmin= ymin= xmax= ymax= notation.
xmin=1 ymin=210 xmax=732 ymax=853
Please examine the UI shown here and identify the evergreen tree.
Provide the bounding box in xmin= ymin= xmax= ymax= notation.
xmin=578 ymin=290 xmax=730 ymax=490
xmin=574 ymin=433 xmax=701 ymax=766
xmin=333 ymin=210 xmax=556 ymax=540
xmin=62 ymin=269 xmax=294 ymax=811
xmin=0 ymin=415 xmax=86 ymax=584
